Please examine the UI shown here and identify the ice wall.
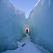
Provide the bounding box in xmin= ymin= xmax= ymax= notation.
xmin=28 ymin=0 xmax=53 ymax=53
xmin=0 ymin=0 xmax=25 ymax=52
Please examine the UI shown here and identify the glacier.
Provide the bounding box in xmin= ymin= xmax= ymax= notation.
xmin=0 ymin=0 xmax=25 ymax=52
xmin=28 ymin=0 xmax=53 ymax=53
xmin=0 ymin=0 xmax=53 ymax=53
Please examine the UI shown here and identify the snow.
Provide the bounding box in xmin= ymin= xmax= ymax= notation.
xmin=3 ymin=34 xmax=49 ymax=53
xmin=3 ymin=41 xmax=49 ymax=53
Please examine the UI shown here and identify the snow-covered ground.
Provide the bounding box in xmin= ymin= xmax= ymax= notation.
xmin=2 ymin=41 xmax=49 ymax=53
xmin=2 ymin=34 xmax=49 ymax=53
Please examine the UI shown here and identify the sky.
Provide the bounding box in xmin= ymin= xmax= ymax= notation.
xmin=9 ymin=0 xmax=38 ymax=19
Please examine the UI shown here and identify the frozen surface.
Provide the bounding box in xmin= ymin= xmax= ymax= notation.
xmin=0 ymin=0 xmax=25 ymax=52
xmin=2 ymin=34 xmax=49 ymax=53
xmin=0 ymin=0 xmax=53 ymax=53
xmin=3 ymin=41 xmax=49 ymax=53
xmin=28 ymin=0 xmax=53 ymax=53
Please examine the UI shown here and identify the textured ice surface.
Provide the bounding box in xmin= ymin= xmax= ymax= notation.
xmin=2 ymin=34 xmax=49 ymax=53
xmin=0 ymin=0 xmax=53 ymax=53
xmin=3 ymin=41 xmax=49 ymax=53
xmin=0 ymin=0 xmax=25 ymax=52
xmin=28 ymin=0 xmax=53 ymax=53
